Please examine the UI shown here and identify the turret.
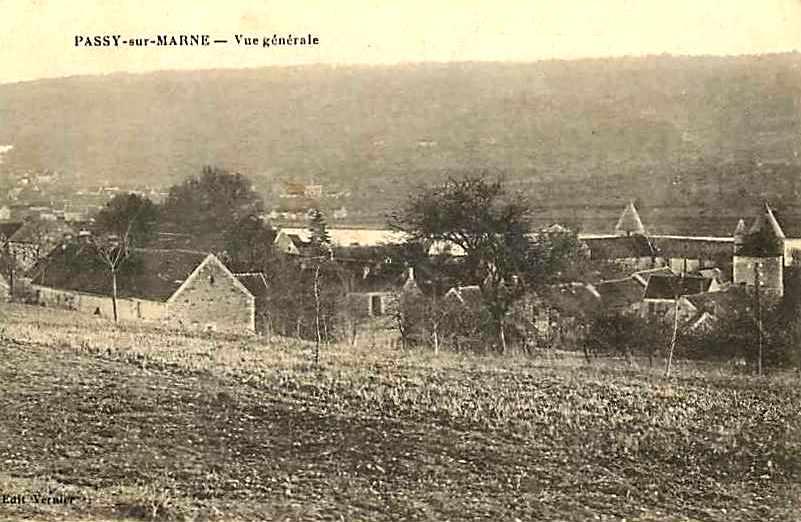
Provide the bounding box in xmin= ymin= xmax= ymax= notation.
xmin=614 ymin=201 xmax=645 ymax=237
xmin=732 ymin=202 xmax=785 ymax=297
xmin=733 ymin=218 xmax=746 ymax=255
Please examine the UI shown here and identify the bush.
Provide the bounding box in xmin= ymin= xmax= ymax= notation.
xmin=396 ymin=291 xmax=487 ymax=353
xmin=583 ymin=312 xmax=668 ymax=365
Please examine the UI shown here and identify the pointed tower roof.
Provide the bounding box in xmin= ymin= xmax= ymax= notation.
xmin=614 ymin=201 xmax=645 ymax=236
xmin=741 ymin=202 xmax=785 ymax=257
xmin=763 ymin=202 xmax=786 ymax=240
xmin=749 ymin=202 xmax=786 ymax=240
xmin=733 ymin=218 xmax=747 ymax=239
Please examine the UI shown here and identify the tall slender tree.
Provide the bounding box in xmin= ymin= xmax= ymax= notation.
xmin=92 ymin=193 xmax=158 ymax=322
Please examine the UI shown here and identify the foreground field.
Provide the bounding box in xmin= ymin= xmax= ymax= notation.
xmin=0 ymin=304 xmax=800 ymax=521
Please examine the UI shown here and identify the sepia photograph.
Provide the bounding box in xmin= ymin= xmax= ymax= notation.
xmin=1 ymin=1 xmax=801 ymax=520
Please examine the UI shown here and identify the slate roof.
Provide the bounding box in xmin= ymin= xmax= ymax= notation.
xmin=750 ymin=202 xmax=785 ymax=239
xmin=631 ymin=266 xmax=674 ymax=286
xmin=235 ymin=272 xmax=269 ymax=299
xmin=644 ymin=274 xmax=713 ymax=300
xmin=29 ymin=246 xmax=209 ymax=302
xmin=349 ymin=264 xmax=415 ymax=294
xmin=614 ymin=202 xmax=646 ymax=236
xmin=443 ymin=285 xmax=483 ymax=307
xmin=539 ymin=283 xmax=601 ymax=318
xmin=595 ymin=277 xmax=644 ymax=310
xmin=738 ymin=202 xmax=786 ymax=256
xmin=651 ymin=237 xmax=733 ymax=260
xmin=0 ymin=222 xmax=23 ymax=241
xmin=9 ymin=219 xmax=75 ymax=244
xmin=684 ymin=286 xmax=749 ymax=320
xmin=584 ymin=235 xmax=657 ymax=261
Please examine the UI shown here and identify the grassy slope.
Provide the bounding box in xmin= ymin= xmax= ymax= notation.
xmin=0 ymin=304 xmax=799 ymax=521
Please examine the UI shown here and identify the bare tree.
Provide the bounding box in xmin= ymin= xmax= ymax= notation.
xmin=91 ymin=193 xmax=158 ymax=323
xmin=92 ymin=234 xmax=128 ymax=322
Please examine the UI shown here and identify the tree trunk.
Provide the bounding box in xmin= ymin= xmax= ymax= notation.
xmin=665 ymin=297 xmax=680 ymax=378
xmin=313 ymin=261 xmax=322 ymax=365
xmin=8 ymin=253 xmax=14 ymax=301
xmin=499 ymin=320 xmax=507 ymax=355
xmin=111 ymin=269 xmax=119 ymax=323
xmin=754 ymin=265 xmax=763 ymax=377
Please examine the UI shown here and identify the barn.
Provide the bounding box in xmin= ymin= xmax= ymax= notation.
xmin=28 ymin=247 xmax=256 ymax=334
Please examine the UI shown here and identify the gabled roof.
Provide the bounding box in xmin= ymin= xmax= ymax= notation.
xmin=274 ymin=230 xmax=317 ymax=256
xmin=698 ymin=267 xmax=724 ymax=281
xmin=29 ymin=246 xmax=210 ymax=302
xmin=644 ymin=274 xmax=713 ymax=300
xmin=10 ymin=219 xmax=75 ymax=244
xmin=584 ymin=235 xmax=657 ymax=260
xmin=350 ymin=264 xmax=414 ymax=294
xmin=651 ymin=237 xmax=733 ymax=260
xmin=443 ymin=285 xmax=483 ymax=307
xmin=615 ymin=202 xmax=646 ymax=236
xmin=538 ymin=282 xmax=601 ymax=318
xmin=0 ymin=222 xmax=23 ymax=240
xmin=235 ymin=272 xmax=269 ymax=299
xmin=632 ymin=266 xmax=674 ymax=286
xmin=684 ymin=286 xmax=750 ymax=320
xmin=595 ymin=277 xmax=644 ymax=310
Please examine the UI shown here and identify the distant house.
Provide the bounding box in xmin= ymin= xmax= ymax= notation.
xmin=595 ymin=277 xmax=646 ymax=314
xmin=304 ymin=184 xmax=323 ymax=199
xmin=276 ymin=227 xmax=407 ymax=248
xmin=0 ymin=205 xmax=11 ymax=221
xmin=29 ymin=248 xmax=256 ymax=334
xmin=274 ymin=230 xmax=312 ymax=256
xmin=532 ymin=282 xmax=602 ymax=344
xmin=347 ymin=266 xmax=420 ymax=318
xmin=443 ymin=285 xmax=482 ymax=307
xmin=0 ymin=222 xmax=23 ymax=247
xmin=7 ymin=218 xmax=75 ymax=271
xmin=582 ymin=235 xmax=661 ymax=270
xmin=682 ymin=286 xmax=750 ymax=332
xmin=732 ymin=203 xmax=785 ymax=297
xmin=641 ymin=273 xmax=718 ymax=320
xmin=631 ymin=266 xmax=674 ymax=286
xmin=651 ymin=236 xmax=732 ymax=275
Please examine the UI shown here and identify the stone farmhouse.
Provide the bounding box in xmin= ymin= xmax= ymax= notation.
xmin=28 ymin=247 xmax=257 ymax=334
xmin=7 ymin=218 xmax=76 ymax=271
xmin=346 ymin=266 xmax=420 ymax=318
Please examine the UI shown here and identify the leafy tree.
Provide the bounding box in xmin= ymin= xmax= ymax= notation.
xmin=94 ymin=193 xmax=159 ymax=246
xmin=583 ymin=312 xmax=668 ymax=366
xmin=161 ymin=166 xmax=264 ymax=238
xmin=529 ymin=225 xmax=592 ymax=284
xmin=390 ymin=176 xmax=535 ymax=353
xmin=223 ymin=214 xmax=276 ymax=272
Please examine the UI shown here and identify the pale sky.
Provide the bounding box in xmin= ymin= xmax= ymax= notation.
xmin=1 ymin=0 xmax=800 ymax=84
